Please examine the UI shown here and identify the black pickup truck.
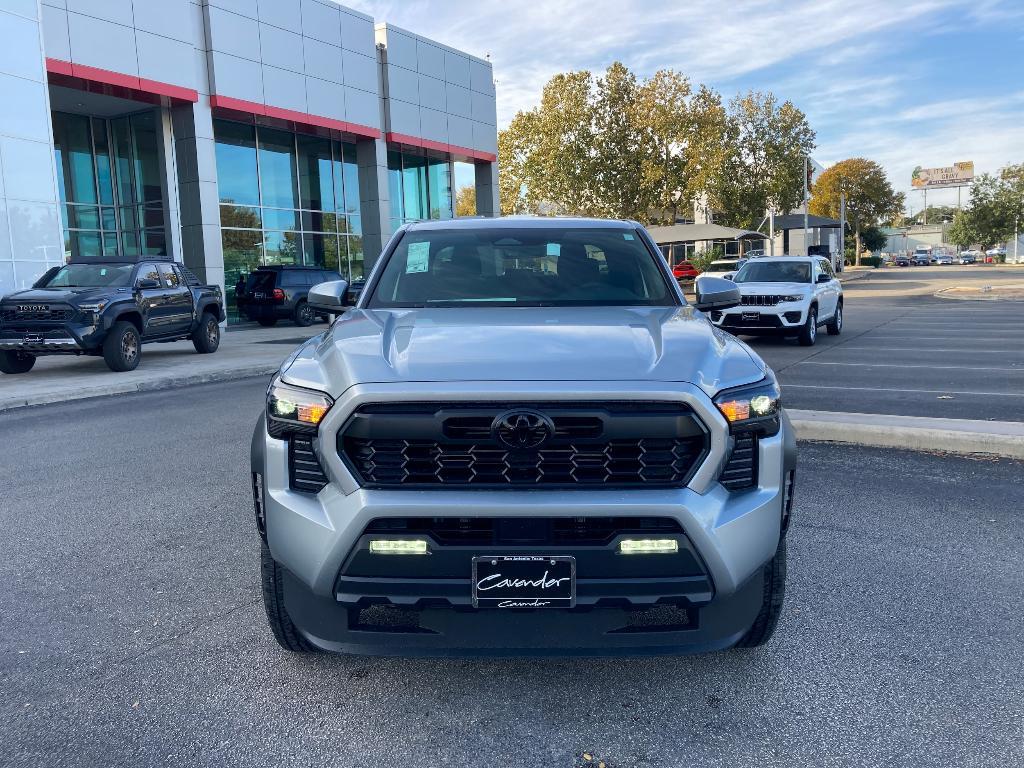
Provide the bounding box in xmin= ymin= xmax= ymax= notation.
xmin=0 ymin=259 xmax=224 ymax=374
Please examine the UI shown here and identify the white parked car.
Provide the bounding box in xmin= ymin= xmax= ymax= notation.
xmin=708 ymin=256 xmax=842 ymax=346
xmin=701 ymin=258 xmax=747 ymax=280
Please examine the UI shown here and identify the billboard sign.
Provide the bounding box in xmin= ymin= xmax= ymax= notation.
xmin=911 ymin=161 xmax=974 ymax=189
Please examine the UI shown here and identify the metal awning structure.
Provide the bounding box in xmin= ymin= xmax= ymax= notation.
xmin=647 ymin=223 xmax=766 ymax=244
xmin=769 ymin=214 xmax=841 ymax=230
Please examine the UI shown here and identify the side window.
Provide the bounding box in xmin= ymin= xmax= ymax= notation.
xmin=159 ymin=264 xmax=180 ymax=288
xmin=138 ymin=264 xmax=161 ymax=285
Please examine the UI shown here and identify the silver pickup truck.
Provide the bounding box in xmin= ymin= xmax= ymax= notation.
xmin=251 ymin=217 xmax=796 ymax=656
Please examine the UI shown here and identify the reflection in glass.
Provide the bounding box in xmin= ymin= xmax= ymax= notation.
xmin=215 ymin=121 xmax=260 ymax=206
xmin=297 ymin=134 xmax=334 ymax=211
xmin=258 ymin=127 xmax=298 ymax=210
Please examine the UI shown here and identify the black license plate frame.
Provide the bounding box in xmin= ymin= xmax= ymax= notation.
xmin=472 ymin=555 xmax=575 ymax=609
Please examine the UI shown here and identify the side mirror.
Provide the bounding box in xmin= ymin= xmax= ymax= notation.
xmin=307 ymin=279 xmax=349 ymax=312
xmin=345 ymin=279 xmax=366 ymax=307
xmin=816 ymin=273 xmax=830 ymax=283
xmin=724 ymin=274 xmax=734 ymax=281
xmin=137 ymin=278 xmax=160 ymax=289
xmin=694 ymin=275 xmax=741 ymax=312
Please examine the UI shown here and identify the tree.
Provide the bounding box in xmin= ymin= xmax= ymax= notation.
xmin=454 ymin=185 xmax=476 ymax=217
xmin=496 ymin=65 xmax=815 ymax=226
xmin=716 ymin=91 xmax=816 ymax=229
xmin=810 ymin=158 xmax=904 ymax=266
xmin=947 ymin=209 xmax=979 ymax=249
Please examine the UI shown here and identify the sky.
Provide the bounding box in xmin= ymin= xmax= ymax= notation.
xmin=347 ymin=0 xmax=1024 ymax=212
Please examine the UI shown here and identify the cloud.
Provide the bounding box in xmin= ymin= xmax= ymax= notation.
xmin=345 ymin=0 xmax=1023 ymax=200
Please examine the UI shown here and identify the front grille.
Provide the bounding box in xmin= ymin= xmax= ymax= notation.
xmin=720 ymin=314 xmax=783 ymax=329
xmin=288 ymin=435 xmax=329 ymax=493
xmin=740 ymin=295 xmax=785 ymax=307
xmin=363 ymin=516 xmax=684 ymax=547
xmin=719 ymin=432 xmax=757 ymax=491
xmin=0 ymin=328 xmax=72 ymax=339
xmin=339 ymin=402 xmax=709 ymax=489
xmin=1 ymin=305 xmax=75 ymax=322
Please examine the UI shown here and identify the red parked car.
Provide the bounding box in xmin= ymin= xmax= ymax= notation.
xmin=672 ymin=261 xmax=699 ymax=279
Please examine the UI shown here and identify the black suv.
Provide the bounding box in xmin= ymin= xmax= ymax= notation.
xmin=237 ymin=266 xmax=344 ymax=327
xmin=0 ymin=258 xmax=224 ymax=374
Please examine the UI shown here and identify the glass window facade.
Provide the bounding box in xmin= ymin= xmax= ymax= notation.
xmin=214 ymin=119 xmax=364 ymax=321
xmin=387 ymin=149 xmax=453 ymax=231
xmin=52 ymin=111 xmax=167 ymax=261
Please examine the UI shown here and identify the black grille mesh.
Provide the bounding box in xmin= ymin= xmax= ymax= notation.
xmin=740 ymin=295 xmax=785 ymax=307
xmin=1 ymin=306 xmax=74 ymax=321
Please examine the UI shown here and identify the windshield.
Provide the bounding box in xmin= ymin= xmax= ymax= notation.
xmin=44 ymin=264 xmax=134 ymax=288
xmin=368 ymin=227 xmax=676 ymax=308
xmin=734 ymin=261 xmax=810 ymax=284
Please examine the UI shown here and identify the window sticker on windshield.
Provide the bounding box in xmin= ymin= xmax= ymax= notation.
xmin=406 ymin=242 xmax=430 ymax=273
xmin=99 ymin=268 xmax=108 ymax=276
xmin=546 ymin=242 xmax=560 ymax=256
xmin=623 ymin=233 xmax=635 ymax=240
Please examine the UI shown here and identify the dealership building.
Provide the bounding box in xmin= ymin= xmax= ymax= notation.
xmin=0 ymin=0 xmax=499 ymax=314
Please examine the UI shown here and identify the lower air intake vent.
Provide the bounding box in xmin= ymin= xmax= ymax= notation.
xmin=289 ymin=435 xmax=329 ymax=493
xmin=719 ymin=432 xmax=757 ymax=491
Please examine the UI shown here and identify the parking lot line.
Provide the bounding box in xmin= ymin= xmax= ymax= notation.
xmin=781 ymin=383 xmax=1024 ymax=397
xmin=794 ymin=361 xmax=1023 ymax=371
xmin=817 ymin=346 xmax=1012 ymax=354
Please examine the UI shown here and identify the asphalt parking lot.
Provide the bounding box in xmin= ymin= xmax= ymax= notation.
xmin=744 ymin=265 xmax=1024 ymax=421
xmin=2 ymin=380 xmax=1022 ymax=767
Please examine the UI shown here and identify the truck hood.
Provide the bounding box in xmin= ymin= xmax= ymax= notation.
xmin=281 ymin=306 xmax=767 ymax=398
xmin=1 ymin=286 xmax=130 ymax=305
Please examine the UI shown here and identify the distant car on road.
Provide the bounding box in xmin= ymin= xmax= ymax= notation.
xmin=959 ymin=252 xmax=978 ymax=265
xmin=708 ymin=255 xmax=842 ymax=346
xmin=894 ymin=254 xmax=912 ymax=267
xmin=672 ymin=260 xmax=699 ymax=280
xmin=935 ymin=253 xmax=954 ymax=265
xmin=985 ymin=246 xmax=1006 ymax=257
xmin=237 ymin=265 xmax=345 ymax=327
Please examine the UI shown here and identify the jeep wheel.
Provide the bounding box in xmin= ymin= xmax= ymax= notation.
xmin=733 ymin=538 xmax=787 ymax=648
xmin=0 ymin=350 xmax=36 ymax=374
xmin=826 ymin=301 xmax=843 ymax=336
xmin=261 ymin=542 xmax=317 ymax=653
xmin=797 ymin=306 xmax=817 ymax=346
xmin=293 ymin=300 xmax=315 ymax=327
xmin=257 ymin=318 xmax=277 ymax=327
xmin=192 ymin=312 xmax=221 ymax=353
xmin=102 ymin=321 xmax=141 ymax=371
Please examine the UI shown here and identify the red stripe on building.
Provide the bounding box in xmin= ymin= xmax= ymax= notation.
xmin=386 ymin=131 xmax=496 ymax=163
xmin=45 ymin=58 xmax=199 ymax=104
xmin=209 ymin=94 xmax=381 ymax=140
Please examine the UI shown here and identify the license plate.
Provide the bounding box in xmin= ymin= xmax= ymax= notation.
xmin=742 ymin=311 xmax=760 ymax=321
xmin=253 ymin=292 xmax=265 ymax=299
xmin=472 ymin=555 xmax=575 ymax=608
xmin=24 ymin=334 xmax=43 ymax=343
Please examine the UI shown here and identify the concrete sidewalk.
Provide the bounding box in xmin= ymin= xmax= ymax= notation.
xmin=0 ymin=322 xmax=322 ymax=411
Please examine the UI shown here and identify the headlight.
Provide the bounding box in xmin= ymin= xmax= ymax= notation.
xmin=713 ymin=374 xmax=781 ymax=435
xmin=79 ymin=301 xmax=107 ymax=313
xmin=266 ymin=378 xmax=333 ymax=438
xmin=780 ymin=295 xmax=803 ymax=303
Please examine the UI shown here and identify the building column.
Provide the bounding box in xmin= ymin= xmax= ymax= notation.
xmin=155 ymin=108 xmax=183 ymax=263
xmin=474 ymin=161 xmax=499 ymax=217
xmin=171 ymin=99 xmax=224 ymax=299
xmin=356 ymin=137 xmax=392 ymax=271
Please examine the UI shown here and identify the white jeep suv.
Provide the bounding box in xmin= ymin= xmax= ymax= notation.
xmin=708 ymin=256 xmax=842 ymax=346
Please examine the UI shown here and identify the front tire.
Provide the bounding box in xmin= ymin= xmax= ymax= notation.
xmin=102 ymin=321 xmax=141 ymax=372
xmin=192 ymin=312 xmax=221 ymax=354
xmin=826 ymin=301 xmax=843 ymax=335
xmin=261 ymin=542 xmax=317 ymax=653
xmin=0 ymin=350 xmax=36 ymax=374
xmin=734 ymin=539 xmax=787 ymax=648
xmin=797 ymin=306 xmax=817 ymax=346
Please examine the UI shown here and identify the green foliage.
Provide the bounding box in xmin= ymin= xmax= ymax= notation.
xmin=858 ymin=255 xmax=883 ymax=268
xmin=948 ymin=166 xmax=1023 ymax=249
xmin=690 ymin=246 xmax=722 ymax=274
xmin=497 ymin=63 xmax=816 ymax=226
xmin=845 ymin=225 xmax=886 ymax=253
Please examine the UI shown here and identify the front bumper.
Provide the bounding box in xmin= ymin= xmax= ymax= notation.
xmin=711 ymin=304 xmax=808 ymax=333
xmin=0 ymin=322 xmax=100 ymax=354
xmin=252 ymin=382 xmax=796 ymax=655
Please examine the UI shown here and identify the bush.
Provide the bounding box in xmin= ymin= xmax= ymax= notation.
xmin=858 ymin=255 xmax=883 ymax=268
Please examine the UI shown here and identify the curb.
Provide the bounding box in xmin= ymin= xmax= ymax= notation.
xmin=0 ymin=364 xmax=279 ymax=413
xmin=837 ymin=269 xmax=871 ymax=283
xmin=789 ymin=409 xmax=1024 ymax=459
xmin=934 ymin=286 xmax=1024 ymax=302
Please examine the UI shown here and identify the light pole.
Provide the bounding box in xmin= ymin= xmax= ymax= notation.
xmin=803 ymin=156 xmax=810 ymax=256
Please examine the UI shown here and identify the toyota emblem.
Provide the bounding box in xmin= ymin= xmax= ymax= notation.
xmin=492 ymin=410 xmax=555 ymax=450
